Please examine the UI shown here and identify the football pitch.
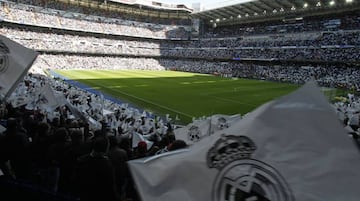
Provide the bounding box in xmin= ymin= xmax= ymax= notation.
xmin=54 ymin=70 xmax=299 ymax=124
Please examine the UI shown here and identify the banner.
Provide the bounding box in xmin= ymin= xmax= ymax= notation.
xmin=0 ymin=35 xmax=38 ymax=99
xmin=129 ymin=82 xmax=360 ymax=201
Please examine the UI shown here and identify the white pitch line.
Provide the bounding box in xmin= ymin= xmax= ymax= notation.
xmin=208 ymin=95 xmax=257 ymax=107
xmin=94 ymin=82 xmax=194 ymax=118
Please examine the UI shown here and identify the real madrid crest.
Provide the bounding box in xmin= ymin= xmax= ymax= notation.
xmin=188 ymin=125 xmax=201 ymax=142
xmin=0 ymin=40 xmax=10 ymax=74
xmin=207 ymin=135 xmax=294 ymax=201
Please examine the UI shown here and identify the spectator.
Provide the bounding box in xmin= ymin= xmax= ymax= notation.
xmin=0 ymin=118 xmax=31 ymax=181
xmin=108 ymin=136 xmax=128 ymax=200
xmin=74 ymin=137 xmax=118 ymax=201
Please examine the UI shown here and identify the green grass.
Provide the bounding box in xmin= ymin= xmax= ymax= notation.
xmin=54 ymin=70 xmax=299 ymax=124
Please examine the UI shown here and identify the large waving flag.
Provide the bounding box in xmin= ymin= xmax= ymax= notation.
xmin=128 ymin=82 xmax=360 ymax=201
xmin=0 ymin=35 xmax=39 ymax=99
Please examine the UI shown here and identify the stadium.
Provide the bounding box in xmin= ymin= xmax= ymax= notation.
xmin=0 ymin=0 xmax=360 ymax=200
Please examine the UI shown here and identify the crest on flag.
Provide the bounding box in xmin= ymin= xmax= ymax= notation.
xmin=0 ymin=40 xmax=10 ymax=74
xmin=215 ymin=117 xmax=229 ymax=130
xmin=207 ymin=135 xmax=294 ymax=201
xmin=188 ymin=125 xmax=201 ymax=142
xmin=0 ymin=35 xmax=38 ymax=99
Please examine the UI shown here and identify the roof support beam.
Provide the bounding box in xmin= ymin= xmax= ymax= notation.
xmin=227 ymin=6 xmax=247 ymax=16
xmin=274 ymin=0 xmax=293 ymax=9
xmin=256 ymin=0 xmax=274 ymax=10
xmin=210 ymin=9 xmax=229 ymax=18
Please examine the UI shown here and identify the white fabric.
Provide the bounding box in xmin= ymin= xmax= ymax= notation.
xmin=175 ymin=114 xmax=241 ymax=145
xmin=132 ymin=132 xmax=154 ymax=151
xmin=0 ymin=35 xmax=38 ymax=99
xmin=129 ymin=82 xmax=360 ymax=201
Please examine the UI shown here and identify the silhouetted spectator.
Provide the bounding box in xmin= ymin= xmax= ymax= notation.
xmin=46 ymin=127 xmax=71 ymax=192
xmin=1 ymin=118 xmax=31 ymax=180
xmin=108 ymin=136 xmax=128 ymax=200
xmin=133 ymin=141 xmax=148 ymax=159
xmin=59 ymin=129 xmax=91 ymax=193
xmin=74 ymin=137 xmax=118 ymax=201
xmin=168 ymin=139 xmax=187 ymax=151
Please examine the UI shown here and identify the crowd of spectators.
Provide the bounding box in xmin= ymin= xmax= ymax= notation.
xmin=0 ymin=69 xmax=187 ymax=200
xmin=0 ymin=0 xmax=190 ymax=39
xmin=4 ymin=0 xmax=191 ymax=25
xmin=162 ymin=47 xmax=359 ymax=62
xmin=2 ymin=0 xmax=360 ymax=42
xmin=1 ymin=1 xmax=360 ymax=200
xmin=176 ymin=31 xmax=360 ymax=48
xmin=2 ymin=26 xmax=359 ymax=62
xmin=33 ymin=54 xmax=166 ymax=70
xmin=203 ymin=13 xmax=360 ymax=38
xmin=1 ymin=0 xmax=359 ymax=63
xmin=0 ymin=27 xmax=162 ymax=55
xmin=164 ymin=60 xmax=360 ymax=90
xmin=28 ymin=54 xmax=360 ymax=91
xmin=334 ymin=94 xmax=360 ymax=134
xmin=0 ymin=0 xmax=359 ymax=89
xmin=0 ymin=60 xmax=359 ymax=200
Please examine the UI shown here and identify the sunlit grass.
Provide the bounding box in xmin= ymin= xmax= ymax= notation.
xmin=55 ymin=69 xmax=299 ymax=124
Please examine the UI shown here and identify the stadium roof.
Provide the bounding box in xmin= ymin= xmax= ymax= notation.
xmin=191 ymin=0 xmax=360 ymax=26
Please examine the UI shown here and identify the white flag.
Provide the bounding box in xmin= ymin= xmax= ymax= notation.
xmin=66 ymin=101 xmax=86 ymax=121
xmin=132 ymin=132 xmax=153 ymax=151
xmin=54 ymin=93 xmax=68 ymax=106
xmin=11 ymin=95 xmax=32 ymax=108
xmin=175 ymin=118 xmax=211 ymax=145
xmin=37 ymin=83 xmax=59 ymax=111
xmin=0 ymin=35 xmax=38 ymax=99
xmin=102 ymin=108 xmax=114 ymax=116
xmin=210 ymin=114 xmax=241 ymax=133
xmin=129 ymin=82 xmax=360 ymax=201
xmin=175 ymin=114 xmax=241 ymax=145
xmin=87 ymin=116 xmax=102 ymax=130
